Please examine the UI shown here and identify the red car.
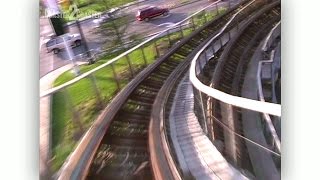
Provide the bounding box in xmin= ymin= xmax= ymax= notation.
xmin=136 ymin=6 xmax=169 ymax=21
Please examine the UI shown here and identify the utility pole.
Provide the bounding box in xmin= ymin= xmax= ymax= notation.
xmin=69 ymin=3 xmax=95 ymax=64
xmin=63 ymin=35 xmax=80 ymax=75
xmin=75 ymin=20 xmax=94 ymax=64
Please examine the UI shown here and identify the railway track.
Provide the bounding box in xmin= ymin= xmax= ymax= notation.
xmin=149 ymin=2 xmax=282 ymax=180
xmin=81 ymin=1 xmax=276 ymax=180
xmin=193 ymin=1 xmax=281 ymax=178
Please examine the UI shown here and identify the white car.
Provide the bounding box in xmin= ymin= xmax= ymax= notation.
xmin=45 ymin=33 xmax=82 ymax=54
xmin=93 ymin=15 xmax=110 ymax=27
xmin=92 ymin=8 xmax=121 ymax=28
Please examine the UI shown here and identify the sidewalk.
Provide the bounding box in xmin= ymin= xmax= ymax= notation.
xmin=39 ymin=62 xmax=86 ymax=179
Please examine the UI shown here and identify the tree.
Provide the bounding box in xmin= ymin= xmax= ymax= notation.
xmin=94 ymin=0 xmax=130 ymax=51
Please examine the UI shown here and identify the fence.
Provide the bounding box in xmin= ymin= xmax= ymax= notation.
xmin=189 ymin=0 xmax=281 ymax=178
xmin=257 ymin=21 xmax=281 ymax=167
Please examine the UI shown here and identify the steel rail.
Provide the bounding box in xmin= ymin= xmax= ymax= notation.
xmin=262 ymin=21 xmax=281 ymax=52
xmin=149 ymin=38 xmax=206 ymax=180
xmin=148 ymin=1 xmax=262 ymax=179
xmin=257 ymin=21 xmax=281 ymax=153
xmin=257 ymin=50 xmax=281 ymax=153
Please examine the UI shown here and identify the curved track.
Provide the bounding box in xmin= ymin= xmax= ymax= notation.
xmin=197 ymin=1 xmax=281 ymax=179
xmin=83 ymin=0 xmax=277 ymax=179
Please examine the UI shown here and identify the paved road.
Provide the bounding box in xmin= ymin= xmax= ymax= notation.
xmin=39 ymin=0 xmax=234 ymax=78
xmin=125 ymin=0 xmax=211 ymax=35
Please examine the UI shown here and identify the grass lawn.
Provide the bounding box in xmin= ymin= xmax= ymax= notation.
xmin=62 ymin=0 xmax=135 ymax=22
xmin=50 ymin=41 xmax=161 ymax=171
xmin=49 ymin=8 xmax=223 ymax=172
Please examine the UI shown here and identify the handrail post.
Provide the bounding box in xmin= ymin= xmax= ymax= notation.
xmin=167 ymin=30 xmax=172 ymax=46
xmin=207 ymin=96 xmax=214 ymax=141
xmin=125 ymin=54 xmax=134 ymax=78
xmin=191 ymin=16 xmax=195 ymax=31
xmin=204 ymin=50 xmax=208 ymax=63
xmin=199 ymin=90 xmax=208 ymax=135
xmin=215 ymin=3 xmax=219 ymax=15
xmin=203 ymin=10 xmax=207 ymax=24
xmin=179 ymin=24 xmax=184 ymax=39
xmin=212 ymin=42 xmax=216 ymax=53
xmin=110 ymin=63 xmax=121 ymax=91
xmin=197 ymin=55 xmax=202 ymax=74
xmin=89 ymin=74 xmax=104 ymax=110
xmin=154 ymin=40 xmax=160 ymax=57
xmin=63 ymin=88 xmax=83 ymax=132
xmin=140 ymin=46 xmax=148 ymax=66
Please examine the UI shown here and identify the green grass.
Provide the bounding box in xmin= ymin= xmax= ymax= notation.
xmin=192 ymin=7 xmax=227 ymax=27
xmin=50 ymin=42 xmax=159 ymax=172
xmin=180 ymin=0 xmax=192 ymax=4
xmin=49 ymin=8 xmax=222 ymax=171
xmin=63 ymin=0 xmax=135 ymax=22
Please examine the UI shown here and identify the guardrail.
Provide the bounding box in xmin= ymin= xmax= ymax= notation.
xmin=189 ymin=0 xmax=281 ymax=117
xmin=188 ymin=0 xmax=281 ymax=177
xmin=257 ymin=21 xmax=281 ymax=154
xmin=78 ymin=22 xmax=194 ymax=63
xmin=148 ymin=1 xmax=260 ymax=179
xmin=262 ymin=20 xmax=281 ymax=52
xmin=257 ymin=51 xmax=281 ymax=153
xmin=40 ymin=1 xmax=233 ymax=179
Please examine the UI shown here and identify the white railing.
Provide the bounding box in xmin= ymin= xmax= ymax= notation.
xmin=189 ymin=0 xmax=281 ymax=117
xmin=262 ymin=21 xmax=281 ymax=52
xmin=188 ymin=2 xmax=281 ymax=177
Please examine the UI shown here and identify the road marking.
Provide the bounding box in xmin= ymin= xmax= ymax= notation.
xmin=157 ymin=22 xmax=175 ymax=27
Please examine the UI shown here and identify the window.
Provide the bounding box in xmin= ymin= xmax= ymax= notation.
xmin=56 ymin=37 xmax=63 ymax=44
xmin=46 ymin=39 xmax=55 ymax=47
xmin=147 ymin=8 xmax=154 ymax=12
xmin=66 ymin=35 xmax=73 ymax=40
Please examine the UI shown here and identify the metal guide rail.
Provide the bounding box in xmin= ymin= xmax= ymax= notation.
xmin=148 ymin=1 xmax=281 ymax=180
xmin=189 ymin=0 xmax=281 ymax=117
xmin=189 ymin=1 xmax=281 ymax=179
xmin=257 ymin=21 xmax=281 ymax=168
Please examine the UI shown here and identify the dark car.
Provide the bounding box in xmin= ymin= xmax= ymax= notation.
xmin=136 ymin=6 xmax=169 ymax=21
